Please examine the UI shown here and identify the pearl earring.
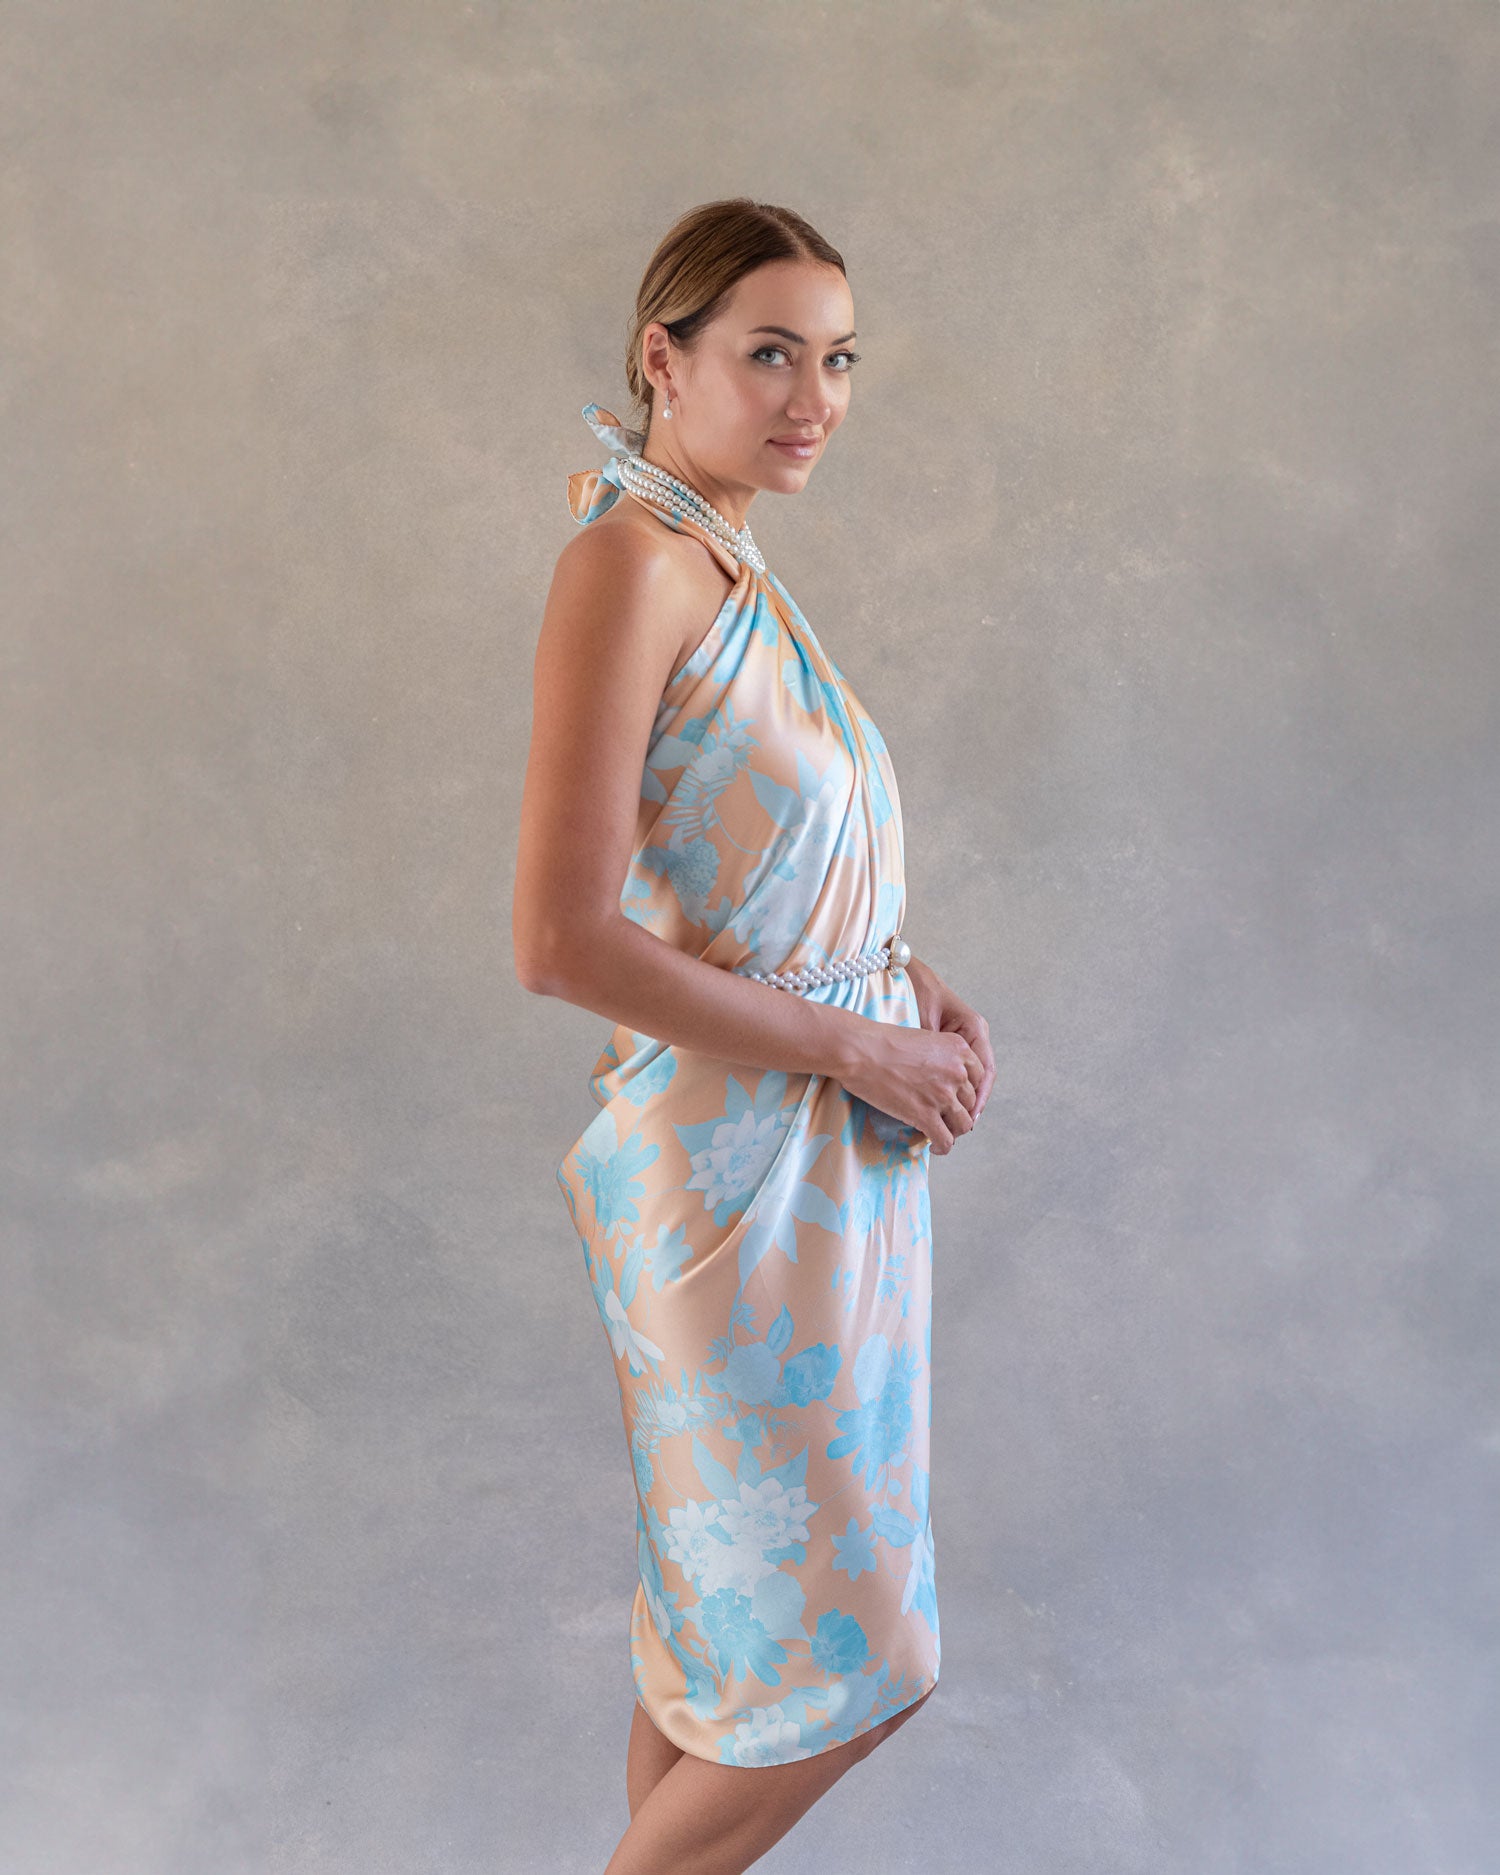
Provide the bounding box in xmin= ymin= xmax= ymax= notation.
xmin=662 ymin=388 xmax=673 ymax=420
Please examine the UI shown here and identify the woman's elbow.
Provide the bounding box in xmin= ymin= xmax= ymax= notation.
xmin=514 ymin=930 xmax=565 ymax=996
xmin=514 ymin=951 xmax=554 ymax=996
xmin=513 ymin=917 xmax=592 ymax=998
xmin=515 ymin=899 xmax=616 ymax=998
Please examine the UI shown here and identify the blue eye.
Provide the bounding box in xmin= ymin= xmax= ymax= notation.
xmin=752 ymin=346 xmax=862 ymax=370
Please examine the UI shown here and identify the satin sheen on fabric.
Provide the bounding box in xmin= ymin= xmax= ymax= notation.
xmin=555 ymin=404 xmax=939 ymax=1768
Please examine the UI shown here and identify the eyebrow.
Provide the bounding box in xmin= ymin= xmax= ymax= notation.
xmin=747 ymin=325 xmax=858 ymax=346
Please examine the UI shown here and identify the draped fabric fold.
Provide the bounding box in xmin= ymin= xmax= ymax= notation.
xmin=555 ymin=404 xmax=938 ymax=1768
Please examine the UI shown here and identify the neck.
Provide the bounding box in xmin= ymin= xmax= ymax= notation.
xmin=640 ymin=443 xmax=751 ymax=532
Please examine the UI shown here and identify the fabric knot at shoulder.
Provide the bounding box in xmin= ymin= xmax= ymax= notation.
xmin=567 ymin=401 xmax=649 ymax=526
xmin=583 ymin=402 xmax=647 ymax=456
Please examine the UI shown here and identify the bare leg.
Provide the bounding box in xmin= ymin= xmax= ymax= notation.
xmin=605 ymin=1684 xmax=935 ymax=1875
xmin=626 ymin=1700 xmax=684 ymax=1818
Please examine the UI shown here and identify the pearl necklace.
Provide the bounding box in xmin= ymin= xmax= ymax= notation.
xmin=616 ymin=453 xmax=766 ymax=573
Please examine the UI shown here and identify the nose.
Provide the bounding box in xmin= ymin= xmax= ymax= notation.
xmin=786 ymin=373 xmax=833 ymax=425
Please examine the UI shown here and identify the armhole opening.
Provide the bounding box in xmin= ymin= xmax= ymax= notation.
xmin=666 ymin=588 xmax=738 ymax=693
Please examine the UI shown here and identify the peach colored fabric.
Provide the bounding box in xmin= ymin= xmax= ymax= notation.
xmin=556 ymin=404 xmax=939 ymax=1767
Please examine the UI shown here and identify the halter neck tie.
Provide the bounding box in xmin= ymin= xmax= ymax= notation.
xmin=566 ymin=402 xmax=764 ymax=575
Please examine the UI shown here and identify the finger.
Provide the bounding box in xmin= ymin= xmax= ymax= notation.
xmin=965 ymin=1011 xmax=995 ymax=1075
xmin=958 ymin=1012 xmax=994 ymax=1084
xmin=924 ymin=1115 xmax=955 ymax=1155
xmin=943 ymin=1030 xmax=985 ymax=1090
xmin=943 ymin=1012 xmax=987 ymax=1070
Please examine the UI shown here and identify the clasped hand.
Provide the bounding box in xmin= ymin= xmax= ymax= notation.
xmin=836 ymin=956 xmax=994 ymax=1155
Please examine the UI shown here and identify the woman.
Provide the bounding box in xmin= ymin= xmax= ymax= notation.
xmin=514 ymin=198 xmax=994 ymax=1874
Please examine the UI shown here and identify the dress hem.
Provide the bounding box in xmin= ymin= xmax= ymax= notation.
xmin=634 ymin=1668 xmax=940 ymax=1769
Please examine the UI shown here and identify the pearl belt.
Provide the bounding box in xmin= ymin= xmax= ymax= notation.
xmin=742 ymin=933 xmax=911 ymax=993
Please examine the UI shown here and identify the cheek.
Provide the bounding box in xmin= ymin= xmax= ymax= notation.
xmin=744 ymin=387 xmax=785 ymax=432
xmin=742 ymin=372 xmax=779 ymax=408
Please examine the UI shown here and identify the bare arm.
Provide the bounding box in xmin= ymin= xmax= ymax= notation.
xmin=512 ymin=522 xmax=871 ymax=1084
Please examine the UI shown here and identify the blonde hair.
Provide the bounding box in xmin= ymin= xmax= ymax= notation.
xmin=623 ymin=198 xmax=847 ymax=430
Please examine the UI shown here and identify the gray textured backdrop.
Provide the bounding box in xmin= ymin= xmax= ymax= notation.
xmin=4 ymin=2 xmax=1496 ymax=1871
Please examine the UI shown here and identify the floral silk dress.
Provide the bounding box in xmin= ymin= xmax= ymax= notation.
xmin=554 ymin=403 xmax=939 ymax=1768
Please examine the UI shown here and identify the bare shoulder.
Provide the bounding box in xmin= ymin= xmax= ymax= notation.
xmin=553 ymin=499 xmax=677 ymax=595
xmin=548 ymin=502 xmax=734 ymax=677
xmin=555 ymin=498 xmax=675 ymax=615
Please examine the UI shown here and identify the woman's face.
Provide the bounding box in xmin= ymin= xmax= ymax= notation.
xmin=643 ymin=258 xmax=859 ymax=507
